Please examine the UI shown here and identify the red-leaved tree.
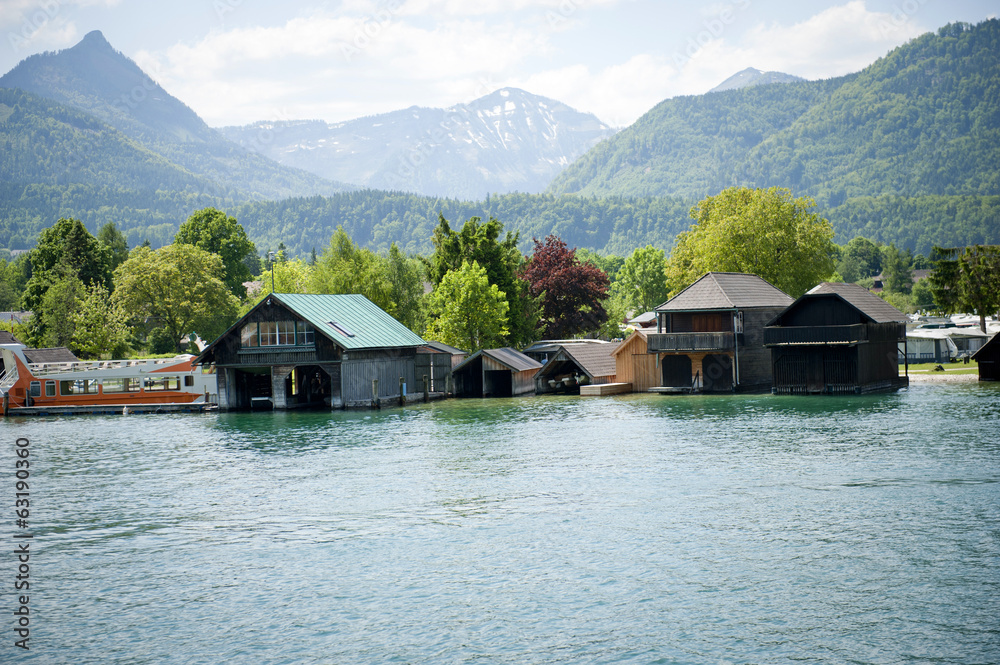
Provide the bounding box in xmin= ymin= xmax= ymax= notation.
xmin=521 ymin=235 xmax=610 ymax=339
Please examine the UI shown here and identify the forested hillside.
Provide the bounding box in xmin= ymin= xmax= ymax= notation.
xmin=0 ymin=30 xmax=349 ymax=201
xmin=549 ymin=21 xmax=999 ymax=206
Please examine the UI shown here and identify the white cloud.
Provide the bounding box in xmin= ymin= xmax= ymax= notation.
xmin=664 ymin=1 xmax=929 ymax=98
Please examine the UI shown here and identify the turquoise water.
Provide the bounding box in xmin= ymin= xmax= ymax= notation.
xmin=2 ymin=382 xmax=998 ymax=664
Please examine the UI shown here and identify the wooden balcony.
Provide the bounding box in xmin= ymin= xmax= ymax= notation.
xmin=764 ymin=323 xmax=904 ymax=347
xmin=647 ymin=332 xmax=735 ymax=353
xmin=235 ymin=345 xmax=319 ymax=365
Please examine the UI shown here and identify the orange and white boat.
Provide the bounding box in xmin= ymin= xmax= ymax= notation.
xmin=1 ymin=341 xmax=216 ymax=414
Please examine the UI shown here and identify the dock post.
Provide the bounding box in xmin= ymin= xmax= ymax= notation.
xmin=399 ymin=377 xmax=406 ymax=406
xmin=372 ymin=379 xmax=380 ymax=408
xmin=2 ymin=392 xmax=8 ymax=417
xmin=423 ymin=374 xmax=429 ymax=402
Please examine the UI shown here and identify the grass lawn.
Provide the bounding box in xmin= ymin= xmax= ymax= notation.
xmin=907 ymin=360 xmax=980 ymax=374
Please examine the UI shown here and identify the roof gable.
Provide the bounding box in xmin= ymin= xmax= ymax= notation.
xmin=656 ymin=273 xmax=793 ymax=312
xmin=612 ymin=330 xmax=647 ymax=356
xmin=801 ymin=283 xmax=906 ymax=323
xmin=547 ymin=341 xmax=620 ymax=378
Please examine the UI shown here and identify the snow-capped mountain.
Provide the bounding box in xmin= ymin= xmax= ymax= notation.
xmin=219 ymin=88 xmax=615 ymax=200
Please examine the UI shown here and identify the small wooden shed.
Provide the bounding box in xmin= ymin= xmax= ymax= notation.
xmin=612 ymin=330 xmax=659 ymax=392
xmin=535 ymin=341 xmax=620 ymax=394
xmin=971 ymin=333 xmax=1000 ymax=381
xmin=451 ymin=348 xmax=541 ymax=397
xmin=415 ymin=341 xmax=467 ymax=394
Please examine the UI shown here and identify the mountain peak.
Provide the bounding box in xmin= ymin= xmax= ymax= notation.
xmin=78 ymin=30 xmax=113 ymax=49
xmin=709 ymin=67 xmax=805 ymax=93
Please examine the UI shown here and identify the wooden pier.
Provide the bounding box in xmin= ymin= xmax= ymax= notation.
xmin=580 ymin=382 xmax=632 ymax=396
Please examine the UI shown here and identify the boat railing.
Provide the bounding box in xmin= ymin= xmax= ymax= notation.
xmin=28 ymin=355 xmax=195 ymax=377
xmin=0 ymin=364 xmax=18 ymax=394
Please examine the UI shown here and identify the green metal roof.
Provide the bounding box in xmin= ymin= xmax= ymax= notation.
xmin=273 ymin=293 xmax=425 ymax=350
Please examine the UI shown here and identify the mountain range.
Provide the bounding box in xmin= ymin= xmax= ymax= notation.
xmin=219 ymin=88 xmax=614 ymax=201
xmin=1 ymin=21 xmax=998 ymax=259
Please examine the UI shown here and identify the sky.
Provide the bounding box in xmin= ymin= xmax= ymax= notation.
xmin=1 ymin=0 xmax=996 ymax=128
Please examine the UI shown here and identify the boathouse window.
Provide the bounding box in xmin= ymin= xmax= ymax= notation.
xmin=102 ymin=378 xmax=140 ymax=393
xmin=45 ymin=381 xmax=56 ymax=397
xmin=259 ymin=322 xmax=279 ymax=346
xmin=241 ymin=323 xmax=259 ymax=347
xmin=297 ymin=322 xmax=314 ymax=345
xmin=60 ymin=379 xmax=97 ymax=395
xmin=29 ymin=381 xmax=40 ymax=397
xmin=277 ymin=321 xmax=295 ymax=345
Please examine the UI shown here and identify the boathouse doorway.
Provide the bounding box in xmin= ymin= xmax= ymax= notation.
xmin=702 ymin=354 xmax=733 ymax=392
xmin=660 ymin=355 xmax=692 ymax=388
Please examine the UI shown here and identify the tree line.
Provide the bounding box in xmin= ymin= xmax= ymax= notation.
xmin=3 ymin=186 xmax=997 ymax=359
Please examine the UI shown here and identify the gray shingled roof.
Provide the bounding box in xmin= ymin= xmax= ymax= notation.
xmin=655 ymin=272 xmax=793 ymax=312
xmin=804 ymin=283 xmax=907 ymax=323
xmin=561 ymin=341 xmax=620 ymax=378
xmin=22 ymin=347 xmax=80 ymax=364
xmin=453 ymin=348 xmax=542 ymax=374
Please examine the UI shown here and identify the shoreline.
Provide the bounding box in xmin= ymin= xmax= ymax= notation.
xmin=906 ymin=371 xmax=978 ymax=383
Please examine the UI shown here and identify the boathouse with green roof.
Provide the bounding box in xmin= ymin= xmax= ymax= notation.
xmin=195 ymin=293 xmax=426 ymax=410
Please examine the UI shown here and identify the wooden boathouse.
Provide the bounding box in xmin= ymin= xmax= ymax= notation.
xmin=649 ymin=272 xmax=794 ymax=392
xmin=612 ymin=330 xmax=659 ymax=393
xmin=764 ymin=282 xmax=909 ymax=394
xmin=534 ymin=341 xmax=620 ymax=394
xmin=195 ymin=293 xmax=426 ymax=410
xmin=451 ymin=348 xmax=541 ymax=397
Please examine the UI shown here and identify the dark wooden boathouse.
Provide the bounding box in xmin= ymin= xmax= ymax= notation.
xmin=195 ymin=293 xmax=426 ymax=409
xmin=451 ymin=348 xmax=541 ymax=397
xmin=649 ymin=272 xmax=794 ymax=392
xmin=971 ymin=333 xmax=1000 ymax=381
xmin=764 ymin=282 xmax=909 ymax=394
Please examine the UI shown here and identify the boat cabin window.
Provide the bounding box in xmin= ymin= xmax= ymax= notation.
xmin=144 ymin=376 xmax=181 ymax=391
xmin=60 ymin=379 xmax=97 ymax=395
xmin=45 ymin=381 xmax=56 ymax=397
xmin=29 ymin=381 xmax=41 ymax=397
xmin=184 ymin=376 xmax=195 ymax=387
xmin=102 ymin=378 xmax=140 ymax=393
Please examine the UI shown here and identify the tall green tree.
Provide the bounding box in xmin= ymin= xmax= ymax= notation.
xmin=24 ymin=218 xmax=110 ymax=312
xmin=665 ymin=187 xmax=835 ymax=297
xmin=33 ymin=275 xmax=85 ymax=349
xmin=72 ymin=283 xmax=130 ymax=359
xmin=425 ymin=215 xmax=537 ymax=346
xmin=310 ymin=227 xmax=394 ymax=312
xmin=385 ymin=243 xmax=426 ymax=334
xmin=881 ymin=244 xmax=913 ymax=294
xmin=611 ymin=245 xmax=670 ymax=314
xmin=929 ymin=245 xmax=1000 ymax=333
xmin=174 ymin=208 xmax=257 ymax=298
xmin=837 ymin=236 xmax=882 ymax=283
xmin=97 ymin=222 xmax=130 ymax=275
xmin=425 ymin=260 xmax=509 ymax=351
xmin=113 ymin=244 xmax=240 ymax=352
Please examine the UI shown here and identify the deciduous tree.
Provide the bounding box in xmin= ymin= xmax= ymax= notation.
xmin=113 ymin=244 xmax=239 ymax=352
xmin=72 ymin=283 xmax=129 ymax=359
xmin=425 ymin=260 xmax=509 ymax=351
xmin=175 ymin=208 xmax=257 ymax=298
xmin=665 ymin=187 xmax=835 ymax=297
xmin=611 ymin=245 xmax=670 ymax=314
xmin=521 ymin=235 xmax=610 ymax=339
xmin=426 ymin=215 xmax=537 ymax=346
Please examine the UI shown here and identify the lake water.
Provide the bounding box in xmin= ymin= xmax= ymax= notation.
xmin=2 ymin=382 xmax=999 ymax=664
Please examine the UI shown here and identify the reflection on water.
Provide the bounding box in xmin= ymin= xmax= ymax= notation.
xmin=2 ymin=383 xmax=998 ymax=664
